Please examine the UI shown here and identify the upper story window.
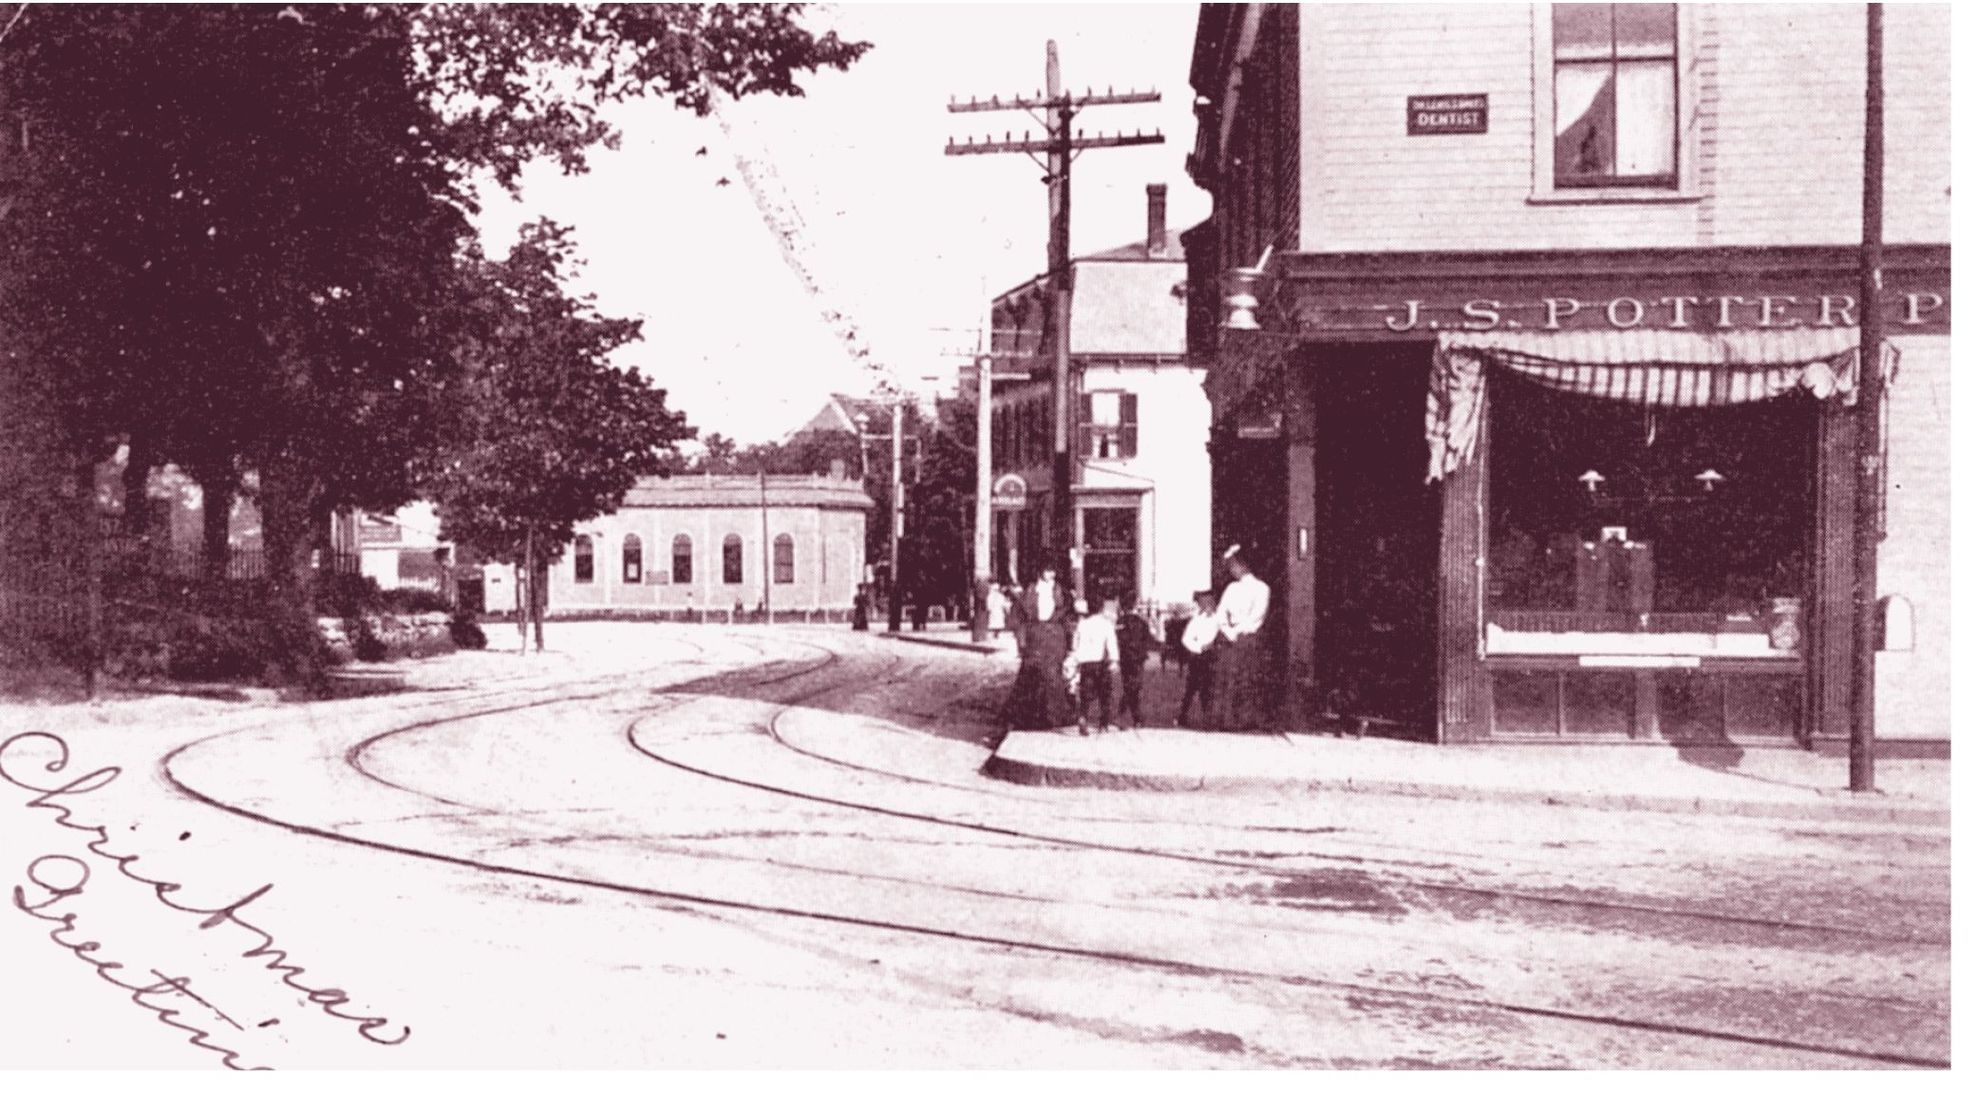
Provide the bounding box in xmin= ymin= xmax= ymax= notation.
xmin=573 ymin=535 xmax=594 ymax=584
xmin=622 ymin=533 xmax=643 ymax=583
xmin=1081 ymin=391 xmax=1139 ymax=460
xmin=1551 ymin=4 xmax=1678 ymax=189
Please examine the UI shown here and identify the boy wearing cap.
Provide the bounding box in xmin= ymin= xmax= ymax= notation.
xmin=1176 ymin=589 xmax=1220 ymax=727
xmin=1071 ymin=597 xmax=1121 ymax=733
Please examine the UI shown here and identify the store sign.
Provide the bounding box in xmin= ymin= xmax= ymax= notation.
xmin=1407 ymin=94 xmax=1487 ymax=135
xmin=1342 ymin=290 xmax=1947 ymax=336
xmin=991 ymin=473 xmax=1028 ymax=509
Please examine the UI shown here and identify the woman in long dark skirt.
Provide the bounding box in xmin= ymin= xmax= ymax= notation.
xmin=1002 ymin=566 xmax=1075 ymax=730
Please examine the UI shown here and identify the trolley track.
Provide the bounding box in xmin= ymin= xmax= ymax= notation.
xmin=159 ymin=631 xmax=1948 ymax=1068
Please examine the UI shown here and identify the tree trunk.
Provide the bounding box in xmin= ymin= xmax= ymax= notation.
xmin=121 ymin=426 xmax=155 ymax=541
xmin=191 ymin=463 xmax=235 ymax=583
xmin=76 ymin=456 xmax=103 ymax=699
xmin=532 ymin=556 xmax=546 ymax=652
xmin=256 ymin=459 xmax=327 ymax=690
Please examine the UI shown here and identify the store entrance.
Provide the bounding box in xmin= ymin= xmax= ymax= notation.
xmin=1311 ymin=345 xmax=1440 ymax=733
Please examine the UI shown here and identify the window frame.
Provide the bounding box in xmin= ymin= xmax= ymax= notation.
xmin=1080 ymin=389 xmax=1139 ymax=461
xmin=773 ymin=533 xmax=795 ymax=584
xmin=722 ymin=534 xmax=744 ymax=585
xmin=573 ymin=534 xmax=594 ymax=585
xmin=1531 ymin=3 xmax=1700 ymax=205
xmin=621 ymin=533 xmax=643 ymax=584
xmin=671 ymin=534 xmax=693 ymax=584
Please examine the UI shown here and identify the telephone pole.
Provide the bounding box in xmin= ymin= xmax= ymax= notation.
xmin=946 ymin=40 xmax=1162 ymax=581
xmin=1850 ymin=2 xmax=1885 ymax=792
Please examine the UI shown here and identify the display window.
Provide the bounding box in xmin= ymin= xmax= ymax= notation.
xmin=1485 ymin=373 xmax=1814 ymax=659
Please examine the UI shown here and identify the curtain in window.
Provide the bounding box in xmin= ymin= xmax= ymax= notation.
xmin=1424 ymin=328 xmax=1888 ymax=481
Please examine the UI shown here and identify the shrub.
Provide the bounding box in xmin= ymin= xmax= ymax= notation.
xmin=448 ymin=614 xmax=488 ymax=650
xmin=348 ymin=616 xmax=388 ymax=662
xmin=380 ymin=587 xmax=453 ymax=615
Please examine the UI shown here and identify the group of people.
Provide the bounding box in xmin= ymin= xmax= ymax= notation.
xmin=1000 ymin=546 xmax=1272 ymax=734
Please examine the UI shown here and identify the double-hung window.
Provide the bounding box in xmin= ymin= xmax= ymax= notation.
xmin=1551 ymin=4 xmax=1678 ymax=189
xmin=1081 ymin=391 xmax=1138 ymax=460
xmin=573 ymin=535 xmax=595 ymax=584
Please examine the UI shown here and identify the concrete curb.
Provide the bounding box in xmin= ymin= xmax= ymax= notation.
xmin=877 ymin=632 xmax=1010 ymax=656
xmin=980 ymin=750 xmax=1950 ymax=826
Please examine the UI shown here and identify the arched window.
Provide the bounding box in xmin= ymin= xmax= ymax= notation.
xmin=622 ymin=533 xmax=643 ymax=584
xmin=672 ymin=535 xmax=693 ymax=583
xmin=773 ymin=534 xmax=795 ymax=584
xmin=722 ymin=534 xmax=744 ymax=584
xmin=572 ymin=535 xmax=594 ymax=584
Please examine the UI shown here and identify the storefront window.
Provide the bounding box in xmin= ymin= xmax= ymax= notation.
xmin=1553 ymin=3 xmax=1677 ymax=188
xmin=1080 ymin=507 xmax=1138 ymax=604
xmin=1486 ymin=375 xmax=1812 ymax=647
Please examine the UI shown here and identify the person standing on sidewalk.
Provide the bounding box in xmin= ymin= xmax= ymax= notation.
xmin=1114 ymin=594 xmax=1154 ymax=727
xmin=1000 ymin=564 xmax=1075 ymax=729
xmin=1176 ymin=589 xmax=1220 ymax=727
xmin=1213 ymin=546 xmax=1271 ymax=732
xmin=1071 ymin=597 xmax=1120 ymax=734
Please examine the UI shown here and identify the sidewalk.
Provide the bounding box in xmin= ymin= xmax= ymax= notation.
xmin=985 ymin=728 xmax=1948 ymax=825
xmin=877 ymin=623 xmax=1017 ymax=656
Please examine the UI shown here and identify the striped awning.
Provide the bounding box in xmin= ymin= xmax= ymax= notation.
xmin=1425 ymin=328 xmax=1889 ymax=481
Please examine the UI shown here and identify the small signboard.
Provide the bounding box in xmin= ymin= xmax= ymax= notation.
xmin=1407 ymin=93 xmax=1488 ymax=136
xmin=358 ymin=515 xmax=401 ymax=545
xmin=991 ymin=473 xmax=1028 ymax=510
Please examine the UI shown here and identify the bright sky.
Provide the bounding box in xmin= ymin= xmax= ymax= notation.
xmin=474 ymin=3 xmax=1210 ymax=445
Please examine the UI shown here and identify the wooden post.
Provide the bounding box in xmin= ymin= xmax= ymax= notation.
xmin=1436 ymin=383 xmax=1491 ymax=742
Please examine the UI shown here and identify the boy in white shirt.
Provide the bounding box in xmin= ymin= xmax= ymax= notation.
xmin=1177 ymin=590 xmax=1220 ymax=727
xmin=1071 ymin=597 xmax=1121 ymax=733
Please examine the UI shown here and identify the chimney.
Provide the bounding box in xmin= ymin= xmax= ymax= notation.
xmin=1145 ymin=183 xmax=1169 ymax=258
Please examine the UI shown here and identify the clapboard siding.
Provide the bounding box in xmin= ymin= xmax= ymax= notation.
xmin=1295 ymin=4 xmax=1949 ymax=253
xmin=1874 ymin=336 xmax=1950 ymax=739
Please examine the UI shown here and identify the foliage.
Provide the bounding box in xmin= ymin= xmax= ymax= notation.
xmin=428 ymin=220 xmax=692 ymax=570
xmin=1 ymin=4 xmax=869 ymax=679
xmin=448 ymin=614 xmax=489 ymax=650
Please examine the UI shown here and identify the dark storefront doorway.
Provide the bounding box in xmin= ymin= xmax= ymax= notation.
xmin=1310 ymin=346 xmax=1441 ymax=732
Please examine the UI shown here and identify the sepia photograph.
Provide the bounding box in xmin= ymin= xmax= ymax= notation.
xmin=0 ymin=1 xmax=1955 ymax=1072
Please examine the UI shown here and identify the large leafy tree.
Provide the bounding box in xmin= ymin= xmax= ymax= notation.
xmin=429 ymin=220 xmax=690 ymax=649
xmin=1 ymin=4 xmax=867 ymax=680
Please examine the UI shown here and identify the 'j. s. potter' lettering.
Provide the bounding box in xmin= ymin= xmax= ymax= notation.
xmin=1380 ymin=292 xmax=1946 ymax=332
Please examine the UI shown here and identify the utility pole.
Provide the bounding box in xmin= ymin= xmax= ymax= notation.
xmin=1850 ymin=2 xmax=1885 ymax=793
xmin=760 ymin=468 xmax=772 ymax=625
xmin=946 ymin=41 xmax=1162 ymax=582
xmin=888 ymin=398 xmax=905 ymax=633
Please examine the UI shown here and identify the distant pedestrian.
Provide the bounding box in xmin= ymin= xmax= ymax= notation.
xmin=1114 ymin=594 xmax=1153 ymax=727
xmin=985 ymin=583 xmax=1010 ymax=635
xmin=1212 ymin=546 xmax=1272 ymax=731
xmin=1176 ymin=589 xmax=1220 ymax=727
xmin=1001 ymin=565 xmax=1075 ymax=730
xmin=1071 ymin=597 xmax=1120 ymax=734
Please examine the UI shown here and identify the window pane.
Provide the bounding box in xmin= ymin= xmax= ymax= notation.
xmin=1554 ymin=64 xmax=1616 ymax=181
xmin=1613 ymin=60 xmax=1676 ymax=177
xmin=1089 ymin=391 xmax=1120 ymax=428
xmin=723 ymin=535 xmax=743 ymax=584
xmin=574 ymin=536 xmax=594 ymax=584
xmin=1552 ymin=3 xmax=1612 ymax=60
xmin=672 ymin=536 xmax=692 ymax=583
xmin=1614 ymin=3 xmax=1676 ymax=58
xmin=623 ymin=535 xmax=642 ymax=583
